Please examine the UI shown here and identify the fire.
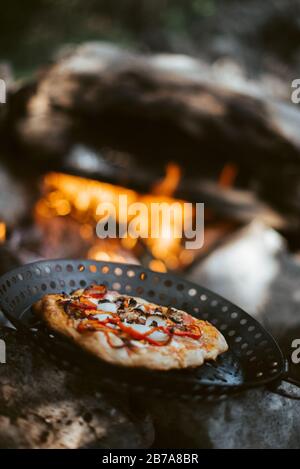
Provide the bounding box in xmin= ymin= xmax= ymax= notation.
xmin=35 ymin=166 xmax=195 ymax=272
xmin=0 ymin=222 xmax=6 ymax=243
xmin=218 ymin=162 xmax=238 ymax=188
xmin=152 ymin=163 xmax=182 ymax=197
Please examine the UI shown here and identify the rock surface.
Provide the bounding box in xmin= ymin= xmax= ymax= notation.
xmin=145 ymin=384 xmax=300 ymax=449
xmin=0 ymin=327 xmax=154 ymax=449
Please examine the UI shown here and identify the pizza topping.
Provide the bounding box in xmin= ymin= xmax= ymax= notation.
xmin=84 ymin=284 xmax=107 ymax=299
xmin=128 ymin=298 xmax=137 ymax=308
xmin=97 ymin=302 xmax=118 ymax=314
xmin=122 ymin=311 xmax=146 ymax=324
xmin=167 ymin=307 xmax=183 ymax=324
xmin=145 ymin=315 xmax=167 ymax=328
xmin=61 ymin=284 xmax=205 ymax=347
xmin=93 ymin=313 xmax=113 ymax=322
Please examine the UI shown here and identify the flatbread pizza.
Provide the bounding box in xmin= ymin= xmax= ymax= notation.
xmin=34 ymin=284 xmax=228 ymax=370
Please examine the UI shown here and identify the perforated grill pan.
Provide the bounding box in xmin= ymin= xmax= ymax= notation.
xmin=0 ymin=259 xmax=286 ymax=399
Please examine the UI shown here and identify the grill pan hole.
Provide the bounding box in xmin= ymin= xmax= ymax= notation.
xmin=164 ymin=279 xmax=172 ymax=287
xmin=89 ymin=265 xmax=97 ymax=273
xmin=115 ymin=267 xmax=123 ymax=276
xmin=189 ymin=288 xmax=197 ymax=297
xmin=78 ymin=264 xmax=85 ymax=272
xmin=66 ymin=265 xmax=73 ymax=272
xmin=127 ymin=270 xmax=135 ymax=278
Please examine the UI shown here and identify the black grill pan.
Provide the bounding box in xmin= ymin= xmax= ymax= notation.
xmin=0 ymin=259 xmax=294 ymax=400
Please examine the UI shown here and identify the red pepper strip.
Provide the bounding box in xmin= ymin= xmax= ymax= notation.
xmin=172 ymin=322 xmax=202 ymax=340
xmin=104 ymin=331 xmax=127 ymax=349
xmin=78 ymin=316 xmax=173 ymax=346
xmin=77 ymin=320 xmax=127 ymax=349
xmin=69 ymin=299 xmax=96 ymax=311
xmin=117 ymin=321 xmax=173 ymax=346
xmin=83 ymin=284 xmax=107 ymax=299
xmin=77 ymin=318 xmax=117 ymax=333
xmin=173 ymin=329 xmax=202 ymax=340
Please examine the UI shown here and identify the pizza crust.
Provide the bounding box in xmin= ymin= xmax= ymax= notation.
xmin=34 ymin=292 xmax=228 ymax=371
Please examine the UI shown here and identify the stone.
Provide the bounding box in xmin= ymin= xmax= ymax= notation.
xmin=0 ymin=327 xmax=154 ymax=449
xmin=0 ymin=161 xmax=30 ymax=227
xmin=144 ymin=385 xmax=300 ymax=449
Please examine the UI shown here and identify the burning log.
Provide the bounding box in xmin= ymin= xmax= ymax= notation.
xmin=6 ymin=42 xmax=300 ymax=218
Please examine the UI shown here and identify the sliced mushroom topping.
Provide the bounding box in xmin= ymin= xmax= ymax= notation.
xmin=167 ymin=307 xmax=183 ymax=324
xmin=123 ymin=311 xmax=146 ymax=324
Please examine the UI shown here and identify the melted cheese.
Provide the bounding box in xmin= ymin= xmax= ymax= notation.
xmin=124 ymin=321 xmax=169 ymax=342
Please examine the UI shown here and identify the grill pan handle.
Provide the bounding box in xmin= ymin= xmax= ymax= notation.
xmin=268 ymin=360 xmax=300 ymax=400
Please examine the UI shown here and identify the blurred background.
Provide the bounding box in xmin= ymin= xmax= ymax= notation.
xmin=1 ymin=0 xmax=300 ymax=87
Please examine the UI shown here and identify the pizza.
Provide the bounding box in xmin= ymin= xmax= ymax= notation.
xmin=33 ymin=284 xmax=228 ymax=370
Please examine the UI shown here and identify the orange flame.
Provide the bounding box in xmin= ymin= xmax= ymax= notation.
xmin=152 ymin=163 xmax=182 ymax=197
xmin=0 ymin=222 xmax=6 ymax=243
xmin=218 ymin=163 xmax=238 ymax=188
xmin=35 ymin=167 xmax=195 ymax=271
